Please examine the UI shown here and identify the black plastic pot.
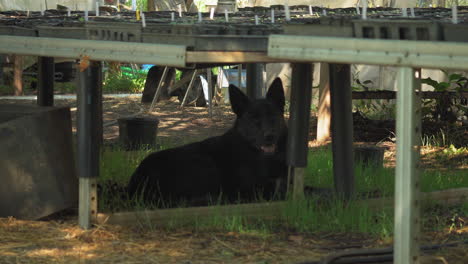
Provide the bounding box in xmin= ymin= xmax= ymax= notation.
xmin=118 ymin=117 xmax=159 ymax=150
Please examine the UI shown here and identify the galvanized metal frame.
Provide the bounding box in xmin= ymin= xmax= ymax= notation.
xmin=268 ymin=35 xmax=468 ymax=70
xmin=180 ymin=69 xmax=199 ymax=107
xmin=268 ymin=34 xmax=468 ymax=264
xmin=394 ymin=67 xmax=421 ymax=264
xmin=77 ymin=62 xmax=103 ymax=229
xmin=0 ymin=36 xmax=186 ymax=67
xmin=149 ymin=66 xmax=169 ymax=112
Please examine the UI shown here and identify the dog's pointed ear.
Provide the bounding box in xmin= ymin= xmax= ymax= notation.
xmin=229 ymin=84 xmax=250 ymax=116
xmin=266 ymin=78 xmax=285 ymax=112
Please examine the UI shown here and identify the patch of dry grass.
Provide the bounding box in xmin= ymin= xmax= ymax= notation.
xmin=1 ymin=216 xmax=467 ymax=264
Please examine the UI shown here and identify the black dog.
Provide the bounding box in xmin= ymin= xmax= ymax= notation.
xmin=127 ymin=78 xmax=288 ymax=206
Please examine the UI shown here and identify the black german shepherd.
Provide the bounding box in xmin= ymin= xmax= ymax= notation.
xmin=127 ymin=78 xmax=288 ymax=206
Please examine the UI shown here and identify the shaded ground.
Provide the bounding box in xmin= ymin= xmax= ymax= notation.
xmin=0 ymin=96 xmax=467 ymax=263
xmin=1 ymin=216 xmax=467 ymax=264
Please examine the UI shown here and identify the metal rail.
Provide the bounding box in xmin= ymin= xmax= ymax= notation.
xmin=0 ymin=36 xmax=186 ymax=67
xmin=268 ymin=35 xmax=468 ymax=70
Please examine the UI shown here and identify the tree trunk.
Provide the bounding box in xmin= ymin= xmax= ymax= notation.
xmin=147 ymin=0 xmax=155 ymax=11
xmin=13 ymin=55 xmax=23 ymax=96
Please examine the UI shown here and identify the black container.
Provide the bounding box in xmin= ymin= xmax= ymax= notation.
xmin=118 ymin=117 xmax=159 ymax=150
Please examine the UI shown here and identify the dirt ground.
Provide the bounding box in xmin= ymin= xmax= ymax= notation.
xmin=1 ymin=96 xmax=467 ymax=264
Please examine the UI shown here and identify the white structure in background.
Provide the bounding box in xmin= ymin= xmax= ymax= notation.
xmin=0 ymin=0 xmax=96 ymax=11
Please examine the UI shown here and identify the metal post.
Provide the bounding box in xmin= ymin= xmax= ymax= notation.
xmin=149 ymin=66 xmax=169 ymax=112
xmin=77 ymin=61 xmax=102 ymax=229
xmin=394 ymin=67 xmax=421 ymax=264
xmin=246 ymin=63 xmax=265 ymax=99
xmin=329 ymin=64 xmax=354 ymax=200
xmin=37 ymin=57 xmax=55 ymax=106
xmin=207 ymin=68 xmax=213 ymax=118
xmin=287 ymin=63 xmax=314 ymax=199
xmin=181 ymin=69 xmax=199 ymax=107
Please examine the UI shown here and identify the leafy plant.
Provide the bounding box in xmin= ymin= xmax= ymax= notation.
xmin=352 ymin=75 xmax=396 ymax=120
xmin=103 ymin=69 xmax=146 ymax=93
xmin=124 ymin=0 xmax=148 ymax=10
xmin=421 ymin=72 xmax=468 ymax=92
xmin=421 ymin=72 xmax=468 ymax=123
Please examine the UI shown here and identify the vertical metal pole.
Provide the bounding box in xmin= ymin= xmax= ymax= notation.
xmin=394 ymin=67 xmax=421 ymax=264
xmin=149 ymin=66 xmax=169 ymax=112
xmin=207 ymin=68 xmax=213 ymax=118
xmin=37 ymin=57 xmax=55 ymax=106
xmin=287 ymin=63 xmax=314 ymax=199
xmin=329 ymin=63 xmax=354 ymax=200
xmin=181 ymin=69 xmax=199 ymax=107
xmin=77 ymin=61 xmax=102 ymax=229
xmin=246 ymin=63 xmax=265 ymax=99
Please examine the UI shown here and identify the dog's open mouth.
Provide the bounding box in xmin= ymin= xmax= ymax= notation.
xmin=260 ymin=144 xmax=276 ymax=154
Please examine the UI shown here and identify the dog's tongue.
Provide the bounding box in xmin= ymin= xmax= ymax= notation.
xmin=260 ymin=145 xmax=276 ymax=153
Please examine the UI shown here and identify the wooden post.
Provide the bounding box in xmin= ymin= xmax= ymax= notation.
xmin=246 ymin=63 xmax=265 ymax=99
xmin=287 ymin=63 xmax=314 ymax=199
xmin=77 ymin=61 xmax=102 ymax=229
xmin=13 ymin=55 xmax=23 ymax=96
xmin=394 ymin=67 xmax=421 ymax=264
xmin=317 ymin=63 xmax=331 ymax=142
xmin=329 ymin=64 xmax=354 ymax=200
xmin=37 ymin=57 xmax=55 ymax=106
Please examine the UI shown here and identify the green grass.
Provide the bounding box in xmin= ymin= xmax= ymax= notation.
xmin=307 ymin=146 xmax=468 ymax=194
xmin=306 ymin=147 xmax=394 ymax=196
xmin=98 ymin=144 xmax=467 ymax=238
xmin=55 ymin=82 xmax=77 ymax=94
xmin=100 ymin=147 xmax=152 ymax=184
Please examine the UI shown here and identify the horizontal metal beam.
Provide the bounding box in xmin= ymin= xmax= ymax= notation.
xmin=268 ymin=35 xmax=468 ymax=70
xmin=0 ymin=36 xmax=186 ymax=67
xmin=186 ymin=51 xmax=282 ymax=64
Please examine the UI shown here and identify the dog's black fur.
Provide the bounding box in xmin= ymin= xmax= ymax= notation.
xmin=127 ymin=78 xmax=288 ymax=205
